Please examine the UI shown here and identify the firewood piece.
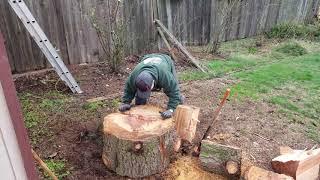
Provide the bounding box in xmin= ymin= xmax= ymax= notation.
xmin=244 ymin=166 xmax=294 ymax=180
xmin=199 ymin=140 xmax=241 ymax=179
xmin=102 ymin=105 xmax=176 ymax=178
xmin=271 ymin=148 xmax=320 ymax=180
xmin=174 ymin=105 xmax=200 ymax=143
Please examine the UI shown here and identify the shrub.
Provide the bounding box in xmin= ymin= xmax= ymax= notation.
xmin=308 ymin=22 xmax=320 ymax=40
xmin=275 ymin=42 xmax=307 ymax=56
xmin=265 ymin=22 xmax=320 ymax=40
xmin=248 ymin=47 xmax=258 ymax=54
xmin=89 ymin=2 xmax=125 ymax=73
xmin=266 ymin=23 xmax=311 ymax=39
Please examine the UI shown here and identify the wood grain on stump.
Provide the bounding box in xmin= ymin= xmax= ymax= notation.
xmin=102 ymin=105 xmax=176 ymax=178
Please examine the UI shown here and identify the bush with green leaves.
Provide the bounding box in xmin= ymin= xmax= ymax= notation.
xmin=89 ymin=2 xmax=125 ymax=73
xmin=248 ymin=47 xmax=258 ymax=54
xmin=266 ymin=23 xmax=320 ymax=39
xmin=275 ymin=42 xmax=308 ymax=56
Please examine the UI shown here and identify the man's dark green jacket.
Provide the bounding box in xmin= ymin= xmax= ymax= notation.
xmin=122 ymin=53 xmax=181 ymax=110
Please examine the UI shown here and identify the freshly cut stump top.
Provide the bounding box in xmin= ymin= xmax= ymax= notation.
xmin=102 ymin=105 xmax=176 ymax=178
xmin=104 ymin=105 xmax=174 ymax=141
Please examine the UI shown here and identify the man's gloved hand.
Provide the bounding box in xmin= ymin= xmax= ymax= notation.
xmin=119 ymin=103 xmax=131 ymax=112
xmin=160 ymin=109 xmax=173 ymax=119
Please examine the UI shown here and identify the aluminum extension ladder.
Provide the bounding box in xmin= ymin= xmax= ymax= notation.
xmin=8 ymin=0 xmax=83 ymax=93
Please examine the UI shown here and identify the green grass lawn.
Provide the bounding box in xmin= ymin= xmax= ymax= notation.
xmin=233 ymin=53 xmax=320 ymax=142
xmin=180 ymin=39 xmax=320 ymax=142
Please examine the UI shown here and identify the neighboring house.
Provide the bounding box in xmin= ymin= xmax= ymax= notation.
xmin=0 ymin=33 xmax=38 ymax=180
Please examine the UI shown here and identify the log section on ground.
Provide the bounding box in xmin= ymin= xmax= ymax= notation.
xmin=244 ymin=166 xmax=294 ymax=180
xmin=174 ymin=105 xmax=200 ymax=143
xmin=199 ymin=140 xmax=241 ymax=179
xmin=102 ymin=105 xmax=176 ymax=178
xmin=271 ymin=147 xmax=320 ymax=180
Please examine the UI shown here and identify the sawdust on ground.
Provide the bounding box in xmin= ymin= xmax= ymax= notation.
xmin=163 ymin=156 xmax=226 ymax=180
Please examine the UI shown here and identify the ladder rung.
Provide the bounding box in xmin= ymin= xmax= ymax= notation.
xmin=8 ymin=0 xmax=83 ymax=93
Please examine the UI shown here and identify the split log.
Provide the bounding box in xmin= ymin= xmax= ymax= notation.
xmin=174 ymin=105 xmax=200 ymax=143
xmin=271 ymin=147 xmax=320 ymax=180
xmin=102 ymin=105 xmax=176 ymax=178
xmin=199 ymin=140 xmax=241 ymax=179
xmin=244 ymin=166 xmax=294 ymax=180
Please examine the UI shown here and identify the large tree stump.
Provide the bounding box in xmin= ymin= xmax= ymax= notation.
xmin=174 ymin=105 xmax=200 ymax=143
xmin=102 ymin=105 xmax=176 ymax=178
xmin=199 ymin=140 xmax=242 ymax=179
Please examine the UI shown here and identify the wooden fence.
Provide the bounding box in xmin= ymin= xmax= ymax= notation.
xmin=0 ymin=0 xmax=319 ymax=73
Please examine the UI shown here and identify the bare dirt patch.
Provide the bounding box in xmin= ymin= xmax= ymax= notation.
xmin=179 ymin=79 xmax=315 ymax=170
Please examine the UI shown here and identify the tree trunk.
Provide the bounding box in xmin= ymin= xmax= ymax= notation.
xmin=199 ymin=140 xmax=241 ymax=179
xmin=102 ymin=105 xmax=176 ymax=178
xmin=174 ymin=105 xmax=200 ymax=143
